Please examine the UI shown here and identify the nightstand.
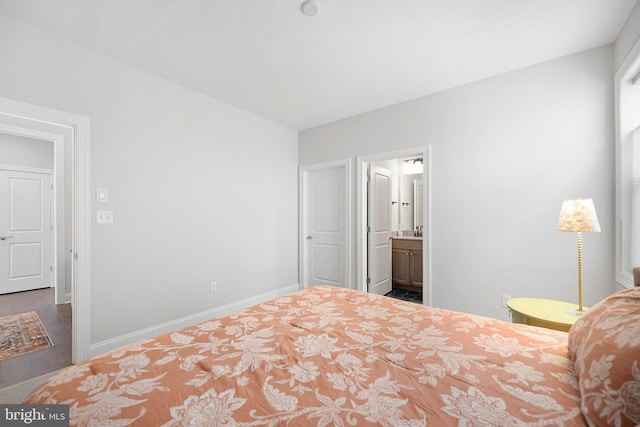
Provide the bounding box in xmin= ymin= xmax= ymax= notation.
xmin=506 ymin=298 xmax=587 ymax=332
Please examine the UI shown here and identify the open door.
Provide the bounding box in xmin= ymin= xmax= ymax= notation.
xmin=367 ymin=165 xmax=392 ymax=295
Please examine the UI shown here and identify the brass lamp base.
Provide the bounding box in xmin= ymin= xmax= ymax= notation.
xmin=576 ymin=231 xmax=584 ymax=313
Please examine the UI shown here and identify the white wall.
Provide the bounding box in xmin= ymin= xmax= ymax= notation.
xmin=300 ymin=46 xmax=615 ymax=321
xmin=0 ymin=133 xmax=53 ymax=169
xmin=615 ymin=0 xmax=640 ymax=70
xmin=0 ymin=16 xmax=299 ymax=344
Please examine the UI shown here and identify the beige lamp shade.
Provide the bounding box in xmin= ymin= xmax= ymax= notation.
xmin=557 ymin=198 xmax=601 ymax=233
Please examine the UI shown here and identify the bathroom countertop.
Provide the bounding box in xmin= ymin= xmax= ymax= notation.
xmin=392 ymin=235 xmax=423 ymax=241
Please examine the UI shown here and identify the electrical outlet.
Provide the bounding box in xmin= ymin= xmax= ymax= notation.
xmin=501 ymin=294 xmax=512 ymax=308
xmin=210 ymin=282 xmax=217 ymax=293
xmin=96 ymin=210 xmax=114 ymax=224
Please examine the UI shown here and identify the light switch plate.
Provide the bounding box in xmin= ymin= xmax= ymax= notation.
xmin=96 ymin=211 xmax=114 ymax=224
xmin=96 ymin=188 xmax=108 ymax=203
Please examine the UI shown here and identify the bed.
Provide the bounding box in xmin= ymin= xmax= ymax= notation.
xmin=24 ymin=284 xmax=640 ymax=426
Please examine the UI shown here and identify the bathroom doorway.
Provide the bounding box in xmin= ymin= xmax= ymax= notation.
xmin=357 ymin=146 xmax=431 ymax=305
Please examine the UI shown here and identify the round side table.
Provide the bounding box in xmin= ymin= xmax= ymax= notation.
xmin=506 ymin=298 xmax=587 ymax=332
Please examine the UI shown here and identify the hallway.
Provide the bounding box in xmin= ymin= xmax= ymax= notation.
xmin=0 ymin=288 xmax=72 ymax=388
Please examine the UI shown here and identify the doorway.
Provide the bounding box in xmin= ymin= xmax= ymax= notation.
xmin=357 ymin=146 xmax=431 ymax=305
xmin=0 ymin=96 xmax=91 ymax=364
xmin=0 ymin=128 xmax=70 ymax=387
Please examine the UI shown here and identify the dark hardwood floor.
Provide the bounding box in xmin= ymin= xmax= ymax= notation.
xmin=0 ymin=287 xmax=72 ymax=388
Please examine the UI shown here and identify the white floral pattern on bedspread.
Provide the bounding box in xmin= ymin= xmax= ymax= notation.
xmin=568 ymin=287 xmax=640 ymax=427
xmin=26 ymin=286 xmax=587 ymax=426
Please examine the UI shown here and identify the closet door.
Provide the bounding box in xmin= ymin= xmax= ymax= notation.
xmin=0 ymin=169 xmax=52 ymax=294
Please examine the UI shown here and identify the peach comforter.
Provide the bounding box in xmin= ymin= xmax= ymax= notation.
xmin=25 ymin=286 xmax=587 ymax=426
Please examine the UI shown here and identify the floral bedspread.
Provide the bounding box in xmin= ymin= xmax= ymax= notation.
xmin=26 ymin=286 xmax=587 ymax=426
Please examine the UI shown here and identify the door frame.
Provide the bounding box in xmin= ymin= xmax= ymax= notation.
xmin=0 ymin=96 xmax=91 ymax=363
xmin=299 ymin=158 xmax=352 ymax=290
xmin=357 ymin=146 xmax=432 ymax=305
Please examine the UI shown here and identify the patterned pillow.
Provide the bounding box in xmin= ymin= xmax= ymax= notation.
xmin=568 ymin=287 xmax=640 ymax=427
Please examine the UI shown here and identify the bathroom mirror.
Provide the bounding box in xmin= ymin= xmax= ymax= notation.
xmin=373 ymin=156 xmax=423 ymax=235
xmin=414 ymin=178 xmax=423 ymax=229
xmin=398 ymin=174 xmax=422 ymax=232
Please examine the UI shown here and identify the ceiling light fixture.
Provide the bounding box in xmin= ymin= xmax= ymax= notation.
xmin=403 ymin=158 xmax=423 ymax=174
xmin=300 ymin=0 xmax=320 ymax=16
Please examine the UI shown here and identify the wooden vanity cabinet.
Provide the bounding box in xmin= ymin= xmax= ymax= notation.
xmin=391 ymin=238 xmax=423 ymax=293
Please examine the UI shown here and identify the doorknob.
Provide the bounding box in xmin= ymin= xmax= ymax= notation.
xmin=0 ymin=236 xmax=14 ymax=241
xmin=306 ymin=235 xmax=313 ymax=240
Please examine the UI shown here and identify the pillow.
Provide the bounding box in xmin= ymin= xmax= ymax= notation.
xmin=568 ymin=287 xmax=640 ymax=427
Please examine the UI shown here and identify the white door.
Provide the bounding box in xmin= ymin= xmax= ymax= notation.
xmin=367 ymin=165 xmax=392 ymax=295
xmin=0 ymin=170 xmax=52 ymax=294
xmin=303 ymin=164 xmax=347 ymax=288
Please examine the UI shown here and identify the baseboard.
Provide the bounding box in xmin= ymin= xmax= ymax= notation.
xmin=88 ymin=283 xmax=300 ymax=358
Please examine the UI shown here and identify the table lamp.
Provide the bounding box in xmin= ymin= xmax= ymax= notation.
xmin=557 ymin=198 xmax=601 ymax=315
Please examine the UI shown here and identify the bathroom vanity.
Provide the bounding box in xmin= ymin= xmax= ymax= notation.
xmin=391 ymin=236 xmax=423 ymax=293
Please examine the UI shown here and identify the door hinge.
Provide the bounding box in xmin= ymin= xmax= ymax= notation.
xmin=366 ymin=226 xmax=370 ymax=233
xmin=366 ymin=277 xmax=371 ymax=285
xmin=50 ymin=265 xmax=54 ymax=272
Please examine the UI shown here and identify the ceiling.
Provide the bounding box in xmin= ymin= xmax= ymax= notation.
xmin=0 ymin=0 xmax=637 ymax=130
